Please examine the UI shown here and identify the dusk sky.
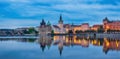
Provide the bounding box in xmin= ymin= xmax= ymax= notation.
xmin=0 ymin=0 xmax=120 ymax=28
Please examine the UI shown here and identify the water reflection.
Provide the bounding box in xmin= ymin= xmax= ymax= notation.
xmin=38 ymin=35 xmax=120 ymax=55
xmin=37 ymin=35 xmax=53 ymax=52
xmin=103 ymin=38 xmax=120 ymax=54
xmin=53 ymin=36 xmax=65 ymax=56
xmin=0 ymin=35 xmax=120 ymax=56
xmin=0 ymin=38 xmax=36 ymax=42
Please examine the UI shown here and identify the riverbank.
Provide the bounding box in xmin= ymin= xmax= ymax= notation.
xmin=0 ymin=33 xmax=120 ymax=39
xmin=0 ymin=36 xmax=39 ymax=38
xmin=95 ymin=33 xmax=120 ymax=38
xmin=49 ymin=33 xmax=120 ymax=38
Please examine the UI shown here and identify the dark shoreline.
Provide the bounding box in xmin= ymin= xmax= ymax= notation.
xmin=1 ymin=33 xmax=120 ymax=36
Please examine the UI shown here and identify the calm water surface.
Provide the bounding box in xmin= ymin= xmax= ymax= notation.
xmin=0 ymin=36 xmax=120 ymax=59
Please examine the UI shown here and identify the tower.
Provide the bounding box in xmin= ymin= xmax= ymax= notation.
xmin=103 ymin=17 xmax=109 ymax=24
xmin=47 ymin=21 xmax=51 ymax=26
xmin=103 ymin=17 xmax=109 ymax=32
xmin=40 ymin=19 xmax=46 ymax=27
xmin=58 ymin=14 xmax=63 ymax=29
xmin=39 ymin=19 xmax=47 ymax=35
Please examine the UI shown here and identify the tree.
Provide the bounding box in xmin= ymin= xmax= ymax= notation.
xmin=51 ymin=30 xmax=54 ymax=34
xmin=75 ymin=30 xmax=83 ymax=34
xmin=97 ymin=26 xmax=104 ymax=33
xmin=26 ymin=28 xmax=38 ymax=34
xmin=68 ymin=30 xmax=73 ymax=34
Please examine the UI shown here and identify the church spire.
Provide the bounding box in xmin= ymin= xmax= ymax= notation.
xmin=103 ymin=17 xmax=109 ymax=21
xmin=40 ymin=19 xmax=46 ymax=26
xmin=59 ymin=14 xmax=63 ymax=24
xmin=60 ymin=14 xmax=62 ymax=21
xmin=47 ymin=21 xmax=51 ymax=26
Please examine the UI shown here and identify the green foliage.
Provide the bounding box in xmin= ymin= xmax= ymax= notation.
xmin=28 ymin=38 xmax=36 ymax=42
xmin=24 ymin=28 xmax=38 ymax=34
xmin=28 ymin=28 xmax=35 ymax=33
xmin=51 ymin=30 xmax=54 ymax=34
xmin=84 ymin=30 xmax=96 ymax=33
xmin=97 ymin=28 xmax=104 ymax=33
xmin=75 ymin=30 xmax=83 ymax=33
xmin=97 ymin=26 xmax=104 ymax=33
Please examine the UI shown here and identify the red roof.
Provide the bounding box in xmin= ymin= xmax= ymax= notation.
xmin=93 ymin=25 xmax=102 ymax=27
xmin=63 ymin=24 xmax=71 ymax=28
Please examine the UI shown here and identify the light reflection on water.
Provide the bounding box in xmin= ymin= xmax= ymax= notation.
xmin=0 ymin=35 xmax=120 ymax=59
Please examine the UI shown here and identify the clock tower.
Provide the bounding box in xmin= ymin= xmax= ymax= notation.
xmin=58 ymin=14 xmax=63 ymax=29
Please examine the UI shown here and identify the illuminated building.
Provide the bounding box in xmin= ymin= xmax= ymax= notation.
xmin=103 ymin=17 xmax=120 ymax=32
xmin=91 ymin=24 xmax=103 ymax=31
xmin=63 ymin=24 xmax=71 ymax=33
xmin=38 ymin=15 xmax=120 ymax=34
xmin=71 ymin=25 xmax=81 ymax=33
xmin=39 ymin=15 xmax=91 ymax=34
xmin=81 ymin=23 xmax=90 ymax=31
xmin=52 ymin=14 xmax=66 ymax=34
xmin=71 ymin=23 xmax=90 ymax=33
xmin=52 ymin=25 xmax=60 ymax=34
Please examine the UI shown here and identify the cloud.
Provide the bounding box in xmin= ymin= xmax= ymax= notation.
xmin=0 ymin=19 xmax=40 ymax=29
xmin=0 ymin=0 xmax=120 ymax=28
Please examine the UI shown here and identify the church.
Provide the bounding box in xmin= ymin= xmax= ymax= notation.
xmin=39 ymin=14 xmax=71 ymax=35
xmin=52 ymin=14 xmax=67 ymax=34
xmin=39 ymin=19 xmax=52 ymax=35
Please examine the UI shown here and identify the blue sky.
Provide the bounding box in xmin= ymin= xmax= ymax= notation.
xmin=0 ymin=0 xmax=120 ymax=28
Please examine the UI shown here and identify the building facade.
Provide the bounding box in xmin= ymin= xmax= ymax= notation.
xmin=103 ymin=17 xmax=120 ymax=32
xmin=39 ymin=19 xmax=52 ymax=35
xmin=71 ymin=23 xmax=90 ymax=33
xmin=52 ymin=14 xmax=66 ymax=34
xmin=71 ymin=25 xmax=81 ymax=33
xmin=91 ymin=24 xmax=103 ymax=31
xmin=81 ymin=23 xmax=90 ymax=31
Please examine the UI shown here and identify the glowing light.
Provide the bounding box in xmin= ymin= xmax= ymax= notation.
xmin=116 ymin=41 xmax=119 ymax=47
